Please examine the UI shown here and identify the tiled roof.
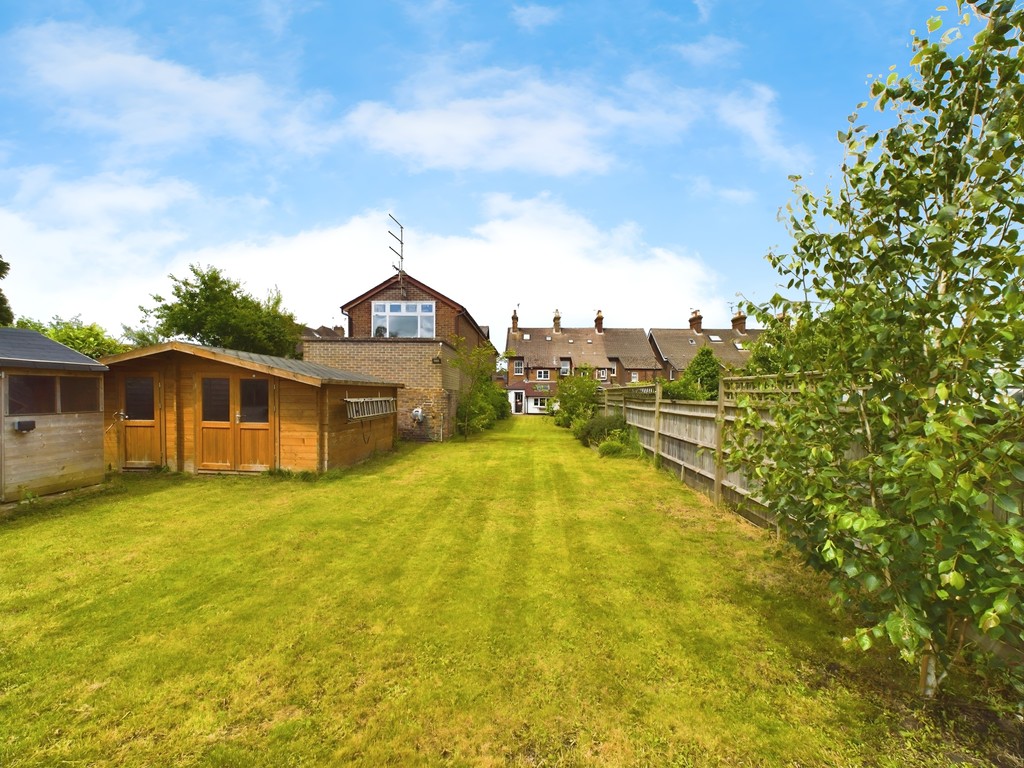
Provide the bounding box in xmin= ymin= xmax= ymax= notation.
xmin=505 ymin=327 xmax=612 ymax=370
xmin=0 ymin=328 xmax=107 ymax=372
xmin=648 ymin=327 xmax=763 ymax=371
xmin=602 ymin=328 xmax=661 ymax=370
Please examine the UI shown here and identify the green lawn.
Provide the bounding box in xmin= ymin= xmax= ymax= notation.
xmin=0 ymin=417 xmax=1015 ymax=766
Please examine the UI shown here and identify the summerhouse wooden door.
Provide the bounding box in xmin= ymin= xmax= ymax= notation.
xmin=121 ymin=374 xmax=162 ymax=468
xmin=197 ymin=375 xmax=273 ymax=471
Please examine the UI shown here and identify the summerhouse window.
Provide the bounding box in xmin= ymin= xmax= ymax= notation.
xmin=345 ymin=397 xmax=397 ymax=421
xmin=372 ymin=301 xmax=435 ymax=338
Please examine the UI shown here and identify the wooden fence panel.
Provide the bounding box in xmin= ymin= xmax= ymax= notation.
xmin=603 ymin=383 xmax=775 ymax=529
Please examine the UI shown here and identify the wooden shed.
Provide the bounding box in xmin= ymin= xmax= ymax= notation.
xmin=0 ymin=328 xmax=108 ymax=502
xmin=101 ymin=342 xmax=401 ymax=474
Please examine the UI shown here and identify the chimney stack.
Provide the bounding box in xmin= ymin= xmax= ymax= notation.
xmin=731 ymin=311 xmax=747 ymax=334
xmin=594 ymin=310 xmax=604 ymax=334
xmin=511 ymin=309 xmax=519 ymax=333
xmin=689 ymin=309 xmax=703 ymax=333
xmin=553 ymin=309 xmax=561 ymax=333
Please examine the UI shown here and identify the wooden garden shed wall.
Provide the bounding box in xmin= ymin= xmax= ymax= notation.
xmin=102 ymin=346 xmax=398 ymax=474
xmin=1 ymin=369 xmax=106 ymax=502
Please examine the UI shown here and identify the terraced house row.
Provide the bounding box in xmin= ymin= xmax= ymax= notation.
xmin=504 ymin=307 xmax=762 ymax=415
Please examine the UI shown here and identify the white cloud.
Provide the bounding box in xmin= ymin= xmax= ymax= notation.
xmin=687 ymin=176 xmax=755 ymax=205
xmin=5 ymin=22 xmax=343 ymax=155
xmin=693 ymin=0 xmax=714 ymax=22
xmin=511 ymin=4 xmax=562 ymax=31
xmin=674 ymin=35 xmax=742 ymax=67
xmin=3 ymin=194 xmax=730 ymax=339
xmin=715 ymin=84 xmax=811 ymax=171
xmin=343 ymin=65 xmax=702 ymax=175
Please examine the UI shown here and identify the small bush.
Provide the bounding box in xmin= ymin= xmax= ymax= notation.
xmin=598 ymin=427 xmax=645 ymax=459
xmin=575 ymin=414 xmax=627 ymax=447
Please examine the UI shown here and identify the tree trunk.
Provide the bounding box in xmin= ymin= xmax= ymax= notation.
xmin=919 ymin=653 xmax=939 ymax=698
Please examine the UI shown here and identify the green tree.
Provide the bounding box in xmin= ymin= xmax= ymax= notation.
xmin=552 ymin=365 xmax=600 ymax=428
xmin=0 ymin=256 xmax=13 ymax=326
xmin=142 ymin=264 xmax=301 ymax=357
xmin=16 ymin=316 xmax=127 ymax=359
xmin=450 ymin=336 xmax=509 ymax=437
xmin=728 ymin=2 xmax=1024 ymax=697
xmin=685 ymin=346 xmax=721 ymax=398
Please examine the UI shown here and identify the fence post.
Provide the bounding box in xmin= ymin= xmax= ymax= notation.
xmin=714 ymin=377 xmax=726 ymax=505
xmin=653 ymin=380 xmax=663 ymax=467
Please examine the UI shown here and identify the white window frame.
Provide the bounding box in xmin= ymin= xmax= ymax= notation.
xmin=630 ymin=372 xmax=639 ymax=383
xmin=513 ymin=360 xmax=524 ymax=376
xmin=560 ymin=360 xmax=570 ymax=376
xmin=372 ymin=301 xmax=436 ymax=338
xmin=596 ymin=368 xmax=607 ymax=380
xmin=536 ymin=369 xmax=550 ymax=380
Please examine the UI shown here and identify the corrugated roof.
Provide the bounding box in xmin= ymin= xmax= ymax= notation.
xmin=0 ymin=328 xmax=108 ymax=372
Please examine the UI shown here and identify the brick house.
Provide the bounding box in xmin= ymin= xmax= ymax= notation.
xmin=302 ymin=272 xmax=494 ymax=441
xmin=648 ymin=309 xmax=763 ymax=381
xmin=503 ymin=309 xmax=661 ymax=414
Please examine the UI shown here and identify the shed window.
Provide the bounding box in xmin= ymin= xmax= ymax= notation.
xmin=8 ymin=375 xmax=56 ymax=415
xmin=202 ymin=378 xmax=231 ymax=422
xmin=346 ymin=397 xmax=397 ymax=421
xmin=125 ymin=376 xmax=155 ymax=420
xmin=240 ymin=379 xmax=269 ymax=424
xmin=372 ymin=301 xmax=435 ymax=338
xmin=6 ymin=375 xmax=101 ymax=415
xmin=60 ymin=377 xmax=100 ymax=412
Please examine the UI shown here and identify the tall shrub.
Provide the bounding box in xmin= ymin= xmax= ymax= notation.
xmin=728 ymin=2 xmax=1024 ymax=697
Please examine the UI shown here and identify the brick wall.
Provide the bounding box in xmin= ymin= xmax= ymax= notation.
xmin=304 ymin=338 xmax=463 ymax=441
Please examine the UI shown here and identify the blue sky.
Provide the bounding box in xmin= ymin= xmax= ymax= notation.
xmin=0 ymin=1 xmax=951 ymax=340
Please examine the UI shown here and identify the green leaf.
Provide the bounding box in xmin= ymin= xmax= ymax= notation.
xmin=926 ymin=16 xmax=942 ymax=32
xmin=926 ymin=461 xmax=943 ymax=480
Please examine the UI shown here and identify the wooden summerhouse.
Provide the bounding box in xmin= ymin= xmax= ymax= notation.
xmin=0 ymin=328 xmax=108 ymax=502
xmin=101 ymin=342 xmax=400 ymax=474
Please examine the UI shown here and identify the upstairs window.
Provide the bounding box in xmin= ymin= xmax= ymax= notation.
xmin=513 ymin=360 xmax=524 ymax=376
xmin=560 ymin=360 xmax=570 ymax=376
xmin=596 ymin=369 xmax=607 ymax=380
xmin=372 ymin=301 xmax=435 ymax=338
xmin=536 ymin=369 xmax=550 ymax=380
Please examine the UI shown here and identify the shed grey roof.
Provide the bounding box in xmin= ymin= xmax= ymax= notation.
xmin=648 ymin=327 xmax=764 ymax=371
xmin=0 ymin=328 xmax=108 ymax=372
xmin=101 ymin=341 xmax=399 ymax=388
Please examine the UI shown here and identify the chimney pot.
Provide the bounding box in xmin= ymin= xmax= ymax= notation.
xmin=553 ymin=309 xmax=561 ymax=333
xmin=594 ymin=310 xmax=604 ymax=334
xmin=511 ymin=309 xmax=519 ymax=333
xmin=689 ymin=309 xmax=703 ymax=333
xmin=731 ymin=311 xmax=747 ymax=334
